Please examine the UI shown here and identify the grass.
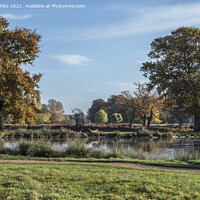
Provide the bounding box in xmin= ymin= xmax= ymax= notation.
xmin=1 ymin=154 xmax=200 ymax=169
xmin=1 ymin=127 xmax=200 ymax=139
xmin=0 ymin=128 xmax=85 ymax=139
xmin=0 ymin=162 xmax=200 ymax=199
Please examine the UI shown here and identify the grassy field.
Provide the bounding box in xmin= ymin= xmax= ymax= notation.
xmin=1 ymin=154 xmax=200 ymax=169
xmin=0 ymin=162 xmax=200 ymax=200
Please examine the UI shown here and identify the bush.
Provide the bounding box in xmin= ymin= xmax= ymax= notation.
xmin=18 ymin=141 xmax=34 ymax=156
xmin=15 ymin=129 xmax=28 ymax=137
xmin=17 ymin=140 xmax=58 ymax=157
xmin=89 ymin=149 xmax=106 ymax=158
xmin=0 ymin=140 xmax=8 ymax=154
xmin=27 ymin=141 xmax=58 ymax=157
xmin=175 ymin=151 xmax=200 ymax=161
xmin=63 ymin=139 xmax=91 ymax=158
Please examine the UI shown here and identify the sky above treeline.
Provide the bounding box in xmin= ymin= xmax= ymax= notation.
xmin=1 ymin=0 xmax=200 ymax=113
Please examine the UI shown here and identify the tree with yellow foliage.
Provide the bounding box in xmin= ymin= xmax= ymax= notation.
xmin=121 ymin=82 xmax=164 ymax=129
xmin=0 ymin=17 xmax=42 ymax=129
xmin=133 ymin=82 xmax=163 ymax=128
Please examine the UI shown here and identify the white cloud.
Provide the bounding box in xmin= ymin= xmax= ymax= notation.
xmin=108 ymin=82 xmax=135 ymax=91
xmin=69 ymin=3 xmax=200 ymax=40
xmin=55 ymin=54 xmax=93 ymax=66
xmin=1 ymin=13 xmax=32 ymax=20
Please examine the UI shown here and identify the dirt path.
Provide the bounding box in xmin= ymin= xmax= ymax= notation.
xmin=0 ymin=159 xmax=200 ymax=173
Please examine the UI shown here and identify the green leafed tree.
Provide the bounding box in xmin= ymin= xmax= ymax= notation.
xmin=72 ymin=108 xmax=85 ymax=128
xmin=0 ymin=17 xmax=42 ymax=129
xmin=94 ymin=109 xmax=108 ymax=123
xmin=87 ymin=99 xmax=106 ymax=122
xmin=141 ymin=27 xmax=200 ymax=131
xmin=38 ymin=104 xmax=51 ymax=123
xmin=111 ymin=113 xmax=123 ymax=123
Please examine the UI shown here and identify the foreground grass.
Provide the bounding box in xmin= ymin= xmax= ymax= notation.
xmin=1 ymin=154 xmax=200 ymax=169
xmin=0 ymin=162 xmax=200 ymax=200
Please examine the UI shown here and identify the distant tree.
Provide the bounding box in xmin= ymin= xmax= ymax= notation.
xmin=133 ymin=82 xmax=163 ymax=128
xmin=38 ymin=104 xmax=51 ymax=123
xmin=87 ymin=99 xmax=106 ymax=122
xmin=94 ymin=109 xmax=108 ymax=123
xmin=120 ymin=91 xmax=136 ymax=128
xmin=0 ymin=17 xmax=42 ymax=129
xmin=72 ymin=108 xmax=85 ymax=128
xmin=47 ymin=99 xmax=65 ymax=123
xmin=111 ymin=113 xmax=123 ymax=123
xmin=106 ymin=95 xmax=129 ymax=122
xmin=38 ymin=113 xmax=51 ymax=124
xmin=64 ymin=115 xmax=71 ymax=125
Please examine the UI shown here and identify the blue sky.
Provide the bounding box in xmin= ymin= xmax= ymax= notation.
xmin=1 ymin=0 xmax=200 ymax=113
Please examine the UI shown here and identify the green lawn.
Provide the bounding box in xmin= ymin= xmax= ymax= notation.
xmin=0 ymin=162 xmax=200 ymax=199
xmin=1 ymin=154 xmax=200 ymax=169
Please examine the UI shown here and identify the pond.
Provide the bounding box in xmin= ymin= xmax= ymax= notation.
xmin=3 ymin=137 xmax=200 ymax=160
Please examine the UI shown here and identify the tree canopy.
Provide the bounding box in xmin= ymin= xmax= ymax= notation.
xmin=111 ymin=113 xmax=123 ymax=123
xmin=141 ymin=27 xmax=200 ymax=130
xmin=0 ymin=17 xmax=42 ymax=127
xmin=47 ymin=99 xmax=65 ymax=123
xmin=94 ymin=109 xmax=108 ymax=123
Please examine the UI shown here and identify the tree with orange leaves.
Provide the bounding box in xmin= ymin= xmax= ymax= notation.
xmin=0 ymin=17 xmax=42 ymax=129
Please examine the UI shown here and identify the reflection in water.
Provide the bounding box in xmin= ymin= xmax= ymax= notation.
xmin=3 ymin=137 xmax=200 ymax=160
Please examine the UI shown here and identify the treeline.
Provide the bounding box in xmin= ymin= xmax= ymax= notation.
xmin=87 ymin=83 xmax=191 ymax=128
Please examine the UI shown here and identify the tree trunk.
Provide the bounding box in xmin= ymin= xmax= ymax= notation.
xmin=142 ymin=115 xmax=146 ymax=127
xmin=147 ymin=108 xmax=153 ymax=129
xmin=179 ymin=118 xmax=182 ymax=128
xmin=0 ymin=100 xmax=4 ymax=130
xmin=0 ymin=115 xmax=3 ymax=131
xmin=129 ymin=110 xmax=134 ymax=129
xmin=194 ymin=115 xmax=200 ymax=131
xmin=147 ymin=118 xmax=151 ymax=129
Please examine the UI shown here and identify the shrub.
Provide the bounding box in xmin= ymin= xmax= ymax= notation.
xmin=0 ymin=140 xmax=7 ymax=154
xmin=89 ymin=149 xmax=106 ymax=158
xmin=18 ymin=141 xmax=35 ymax=156
xmin=17 ymin=140 xmax=58 ymax=157
xmin=63 ymin=139 xmax=91 ymax=158
xmin=26 ymin=141 xmax=58 ymax=157
xmin=42 ymin=128 xmax=52 ymax=136
xmin=175 ymin=151 xmax=200 ymax=161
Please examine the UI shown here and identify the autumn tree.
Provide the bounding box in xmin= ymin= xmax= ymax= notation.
xmin=47 ymin=99 xmax=65 ymax=123
xmin=94 ymin=109 xmax=108 ymax=123
xmin=0 ymin=17 xmax=42 ymax=129
xmin=141 ymin=27 xmax=200 ymax=131
xmin=133 ymin=82 xmax=162 ymax=128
